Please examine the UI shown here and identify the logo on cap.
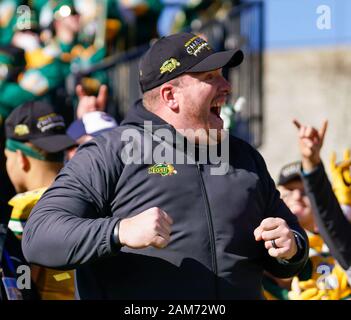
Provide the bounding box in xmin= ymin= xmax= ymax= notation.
xmin=184 ymin=36 xmax=211 ymax=57
xmin=160 ymin=58 xmax=180 ymax=74
xmin=281 ymin=163 xmax=301 ymax=178
xmin=37 ymin=113 xmax=65 ymax=133
xmin=14 ymin=124 xmax=30 ymax=136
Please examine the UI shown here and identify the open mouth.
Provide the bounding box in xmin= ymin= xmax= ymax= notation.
xmin=210 ymin=106 xmax=221 ymax=118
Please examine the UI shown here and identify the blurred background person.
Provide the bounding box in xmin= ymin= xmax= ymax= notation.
xmin=293 ymin=120 xmax=351 ymax=289
xmin=3 ymin=100 xmax=76 ymax=300
xmin=66 ymin=110 xmax=118 ymax=160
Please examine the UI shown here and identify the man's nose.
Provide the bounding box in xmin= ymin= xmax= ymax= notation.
xmin=219 ymin=76 xmax=231 ymax=94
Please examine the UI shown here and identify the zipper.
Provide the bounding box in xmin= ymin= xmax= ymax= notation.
xmin=196 ymin=162 xmax=218 ymax=298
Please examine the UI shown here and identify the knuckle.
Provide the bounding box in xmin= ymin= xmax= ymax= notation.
xmin=152 ymin=210 xmax=161 ymax=220
xmin=284 ymin=228 xmax=291 ymax=238
xmin=261 ymin=232 xmax=268 ymax=241
xmin=158 ymin=239 xmax=167 ymax=248
xmin=275 ymin=217 xmax=284 ymax=224
xmin=268 ymin=248 xmax=277 ymax=257
xmin=286 ymin=238 xmax=292 ymax=247
xmin=154 ymin=214 xmax=161 ymax=223
xmin=151 ymin=220 xmax=159 ymax=231
xmin=282 ymin=228 xmax=290 ymax=237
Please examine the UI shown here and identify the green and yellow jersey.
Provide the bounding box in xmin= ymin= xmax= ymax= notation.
xmin=8 ymin=188 xmax=75 ymax=300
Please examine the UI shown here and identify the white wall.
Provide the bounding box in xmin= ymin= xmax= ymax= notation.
xmin=258 ymin=46 xmax=351 ymax=181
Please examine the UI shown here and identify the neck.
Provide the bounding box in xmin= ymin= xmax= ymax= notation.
xmin=24 ymin=160 xmax=62 ymax=191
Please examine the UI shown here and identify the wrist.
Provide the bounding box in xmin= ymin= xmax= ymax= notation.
xmin=112 ymin=220 xmax=123 ymax=248
xmin=288 ymin=231 xmax=305 ymax=261
xmin=301 ymin=157 xmax=321 ymax=173
xmin=277 ymin=231 xmax=305 ymax=264
xmin=117 ymin=219 xmax=128 ymax=246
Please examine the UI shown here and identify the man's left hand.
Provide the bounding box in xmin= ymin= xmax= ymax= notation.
xmin=254 ymin=217 xmax=297 ymax=260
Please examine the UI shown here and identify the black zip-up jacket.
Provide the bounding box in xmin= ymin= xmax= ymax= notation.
xmin=22 ymin=100 xmax=308 ymax=299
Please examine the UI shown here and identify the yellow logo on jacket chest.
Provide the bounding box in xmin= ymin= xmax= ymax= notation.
xmin=148 ymin=164 xmax=177 ymax=176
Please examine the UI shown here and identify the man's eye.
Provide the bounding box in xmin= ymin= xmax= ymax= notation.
xmin=205 ymin=73 xmax=214 ymax=80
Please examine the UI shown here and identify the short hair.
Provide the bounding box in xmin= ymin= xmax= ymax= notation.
xmin=142 ymin=86 xmax=160 ymax=111
xmin=24 ymin=142 xmax=64 ymax=163
xmin=142 ymin=78 xmax=182 ymax=111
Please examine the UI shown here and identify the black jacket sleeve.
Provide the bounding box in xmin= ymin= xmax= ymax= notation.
xmin=251 ymin=147 xmax=309 ymax=278
xmin=301 ymin=162 xmax=351 ymax=270
xmin=22 ymin=135 xmax=123 ymax=270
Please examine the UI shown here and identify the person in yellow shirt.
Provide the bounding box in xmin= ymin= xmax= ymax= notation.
xmin=4 ymin=100 xmax=77 ymax=300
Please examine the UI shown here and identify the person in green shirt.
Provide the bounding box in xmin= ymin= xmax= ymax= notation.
xmin=0 ymin=0 xmax=26 ymax=46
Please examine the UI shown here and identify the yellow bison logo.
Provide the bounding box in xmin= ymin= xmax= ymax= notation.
xmin=160 ymin=58 xmax=180 ymax=74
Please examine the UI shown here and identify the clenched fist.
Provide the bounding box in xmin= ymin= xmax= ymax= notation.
xmin=254 ymin=217 xmax=298 ymax=260
xmin=119 ymin=207 xmax=173 ymax=249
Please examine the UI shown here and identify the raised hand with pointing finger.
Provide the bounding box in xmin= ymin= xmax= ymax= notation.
xmin=292 ymin=119 xmax=328 ymax=172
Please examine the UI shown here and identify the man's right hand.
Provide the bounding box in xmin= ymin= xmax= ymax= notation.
xmin=118 ymin=207 xmax=173 ymax=249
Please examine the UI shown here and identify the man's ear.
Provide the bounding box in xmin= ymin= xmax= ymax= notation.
xmin=16 ymin=150 xmax=30 ymax=172
xmin=160 ymin=83 xmax=179 ymax=111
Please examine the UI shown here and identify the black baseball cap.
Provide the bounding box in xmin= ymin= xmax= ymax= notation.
xmin=277 ymin=161 xmax=302 ymax=186
xmin=139 ymin=32 xmax=244 ymax=93
xmin=5 ymin=101 xmax=76 ymax=153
